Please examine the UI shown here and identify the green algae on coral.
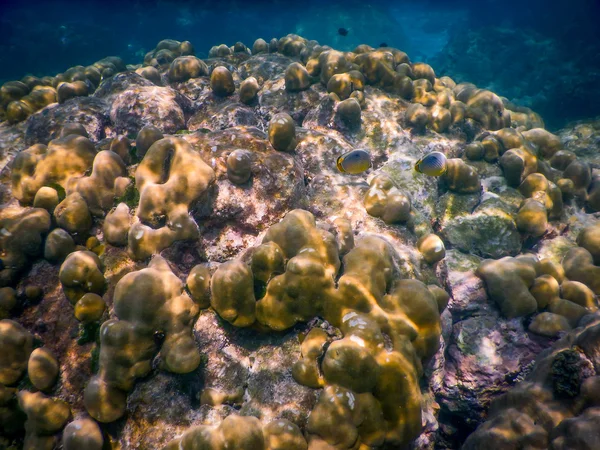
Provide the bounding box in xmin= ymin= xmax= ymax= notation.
xmin=442 ymin=202 xmax=522 ymax=258
xmin=115 ymin=177 xmax=140 ymax=209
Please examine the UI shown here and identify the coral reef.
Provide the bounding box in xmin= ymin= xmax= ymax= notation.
xmin=0 ymin=56 xmax=126 ymax=126
xmin=476 ymin=231 xmax=600 ymax=335
xmin=463 ymin=313 xmax=600 ymax=449
xmin=431 ymin=25 xmax=600 ymax=130
xmin=163 ymin=210 xmax=441 ymax=448
xmin=0 ymin=32 xmax=599 ymax=450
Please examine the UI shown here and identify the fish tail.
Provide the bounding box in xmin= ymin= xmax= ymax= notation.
xmin=414 ymin=161 xmax=421 ymax=173
xmin=336 ymin=155 xmax=345 ymax=172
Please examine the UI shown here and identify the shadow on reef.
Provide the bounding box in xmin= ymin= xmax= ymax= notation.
xmin=0 ymin=30 xmax=600 ymax=450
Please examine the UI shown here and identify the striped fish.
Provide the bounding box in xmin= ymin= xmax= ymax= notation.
xmin=414 ymin=151 xmax=447 ymax=176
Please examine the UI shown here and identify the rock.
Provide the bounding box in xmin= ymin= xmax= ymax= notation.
xmin=109 ymin=86 xmax=190 ymax=135
xmin=0 ymin=122 xmax=27 ymax=172
xmin=188 ymin=101 xmax=261 ymax=132
xmin=93 ymin=72 xmax=155 ymax=101
xmin=24 ymin=97 xmax=110 ymax=145
xmin=185 ymin=127 xmax=304 ymax=258
xmin=259 ymin=76 xmax=323 ymax=124
xmin=434 ymin=313 xmax=552 ymax=445
xmin=239 ymin=53 xmax=294 ymax=85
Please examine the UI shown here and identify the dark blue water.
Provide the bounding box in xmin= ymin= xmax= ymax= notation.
xmin=1 ymin=0 xmax=599 ymax=129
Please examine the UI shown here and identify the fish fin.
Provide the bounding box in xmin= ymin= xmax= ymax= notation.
xmin=414 ymin=159 xmax=422 ymax=172
xmin=336 ymin=155 xmax=345 ymax=173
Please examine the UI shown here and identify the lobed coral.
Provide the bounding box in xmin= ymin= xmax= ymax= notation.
xmin=27 ymin=348 xmax=59 ymax=391
xmin=129 ymin=136 xmax=215 ymax=260
xmin=62 ymin=418 xmax=104 ymax=450
xmin=168 ymin=56 xmax=209 ymax=83
xmin=268 ymin=113 xmax=297 ymax=152
xmin=210 ymin=66 xmax=236 ymax=97
xmin=0 ymin=207 xmax=51 ymax=287
xmin=0 ymin=55 xmax=125 ymax=124
xmin=0 ymin=320 xmax=33 ymax=386
xmin=11 ymin=134 xmax=97 ymax=205
xmin=84 ymin=255 xmax=203 ymax=422
xmin=144 ymin=39 xmax=195 ymax=67
xmin=477 ymin=233 xmax=600 ymax=336
xmin=564 ymin=224 xmax=600 ymax=295
xmin=59 ymin=250 xmax=105 ymax=305
xmin=18 ymin=391 xmax=70 ymax=450
xmin=197 ymin=210 xmax=443 ymax=448
xmin=364 ymin=173 xmax=412 ymax=224
xmin=239 ymin=76 xmax=259 ymax=105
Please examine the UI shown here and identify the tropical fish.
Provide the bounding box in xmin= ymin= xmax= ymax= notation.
xmin=338 ymin=28 xmax=349 ymax=36
xmin=379 ymin=42 xmax=388 ymax=48
xmin=337 ymin=149 xmax=372 ymax=174
xmin=414 ymin=151 xmax=447 ymax=176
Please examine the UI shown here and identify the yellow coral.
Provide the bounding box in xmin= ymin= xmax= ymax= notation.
xmin=211 ymin=260 xmax=256 ymax=327
xmin=85 ymin=255 xmax=201 ymax=422
xmin=364 ymin=174 xmax=411 ymax=224
xmin=59 ymin=250 xmax=105 ymax=305
xmin=0 ymin=319 xmax=33 ymax=385
xmin=131 ymin=137 xmax=215 ymax=260
xmin=11 ymin=135 xmax=96 ymax=204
